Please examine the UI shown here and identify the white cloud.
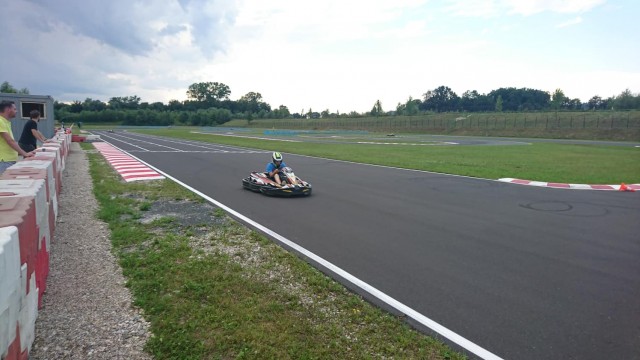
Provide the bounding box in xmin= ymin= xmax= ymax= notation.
xmin=446 ymin=0 xmax=606 ymax=17
xmin=504 ymin=0 xmax=606 ymax=16
xmin=1 ymin=0 xmax=637 ymax=113
xmin=556 ymin=16 xmax=583 ymax=28
xmin=1 ymin=0 xmax=239 ymax=103
xmin=445 ymin=0 xmax=502 ymax=17
xmin=24 ymin=0 xmax=237 ymax=57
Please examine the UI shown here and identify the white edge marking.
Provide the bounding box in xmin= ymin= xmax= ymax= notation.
xmin=498 ymin=178 xmax=639 ymax=191
xmin=569 ymin=184 xmax=593 ymax=190
xmin=192 ymin=131 xmax=302 ymax=143
xmin=97 ymin=139 xmax=504 ymax=360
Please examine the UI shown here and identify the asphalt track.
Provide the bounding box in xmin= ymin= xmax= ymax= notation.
xmin=93 ymin=131 xmax=640 ymax=360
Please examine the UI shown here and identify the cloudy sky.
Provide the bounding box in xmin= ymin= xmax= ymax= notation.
xmin=2 ymin=0 xmax=638 ymax=113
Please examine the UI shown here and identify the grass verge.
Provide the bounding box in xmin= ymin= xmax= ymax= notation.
xmin=84 ymin=145 xmax=466 ymax=359
xmin=132 ymin=128 xmax=640 ymax=184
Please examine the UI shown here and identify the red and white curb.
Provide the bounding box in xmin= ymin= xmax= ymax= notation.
xmin=93 ymin=143 xmax=165 ymax=182
xmin=499 ymin=178 xmax=639 ymax=191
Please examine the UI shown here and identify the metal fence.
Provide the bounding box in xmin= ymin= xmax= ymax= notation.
xmin=256 ymin=112 xmax=640 ymax=132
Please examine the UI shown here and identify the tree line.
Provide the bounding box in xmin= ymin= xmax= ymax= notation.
xmin=2 ymin=81 xmax=639 ymax=127
xmin=387 ymin=86 xmax=640 ymax=116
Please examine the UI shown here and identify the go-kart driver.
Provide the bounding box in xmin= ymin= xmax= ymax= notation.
xmin=266 ymin=152 xmax=288 ymax=186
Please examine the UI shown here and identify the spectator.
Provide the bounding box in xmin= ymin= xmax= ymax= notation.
xmin=19 ymin=109 xmax=49 ymax=152
xmin=0 ymin=100 xmax=35 ymax=174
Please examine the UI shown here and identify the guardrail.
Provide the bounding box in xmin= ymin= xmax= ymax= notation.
xmin=1 ymin=132 xmax=71 ymax=360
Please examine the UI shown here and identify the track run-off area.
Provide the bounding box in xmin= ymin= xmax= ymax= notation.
xmin=92 ymin=130 xmax=640 ymax=360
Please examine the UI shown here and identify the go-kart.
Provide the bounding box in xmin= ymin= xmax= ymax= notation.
xmin=242 ymin=167 xmax=312 ymax=197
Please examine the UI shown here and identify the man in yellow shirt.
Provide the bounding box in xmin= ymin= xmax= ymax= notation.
xmin=1 ymin=100 xmax=35 ymax=174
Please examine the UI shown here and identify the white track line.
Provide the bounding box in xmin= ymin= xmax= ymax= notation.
xmin=117 ymin=132 xmax=270 ymax=153
xmin=98 ymin=139 xmax=504 ymax=360
xmin=101 ymin=132 xmax=184 ymax=152
xmin=98 ymin=134 xmax=150 ymax=151
xmin=192 ymin=131 xmax=302 ymax=142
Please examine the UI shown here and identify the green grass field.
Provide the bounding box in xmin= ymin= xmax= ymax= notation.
xmin=131 ymin=128 xmax=640 ymax=184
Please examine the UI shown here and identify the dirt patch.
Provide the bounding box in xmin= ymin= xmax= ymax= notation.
xmin=138 ymin=199 xmax=225 ymax=227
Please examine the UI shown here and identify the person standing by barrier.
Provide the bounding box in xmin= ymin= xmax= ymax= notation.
xmin=0 ymin=100 xmax=35 ymax=174
xmin=18 ymin=109 xmax=49 ymax=152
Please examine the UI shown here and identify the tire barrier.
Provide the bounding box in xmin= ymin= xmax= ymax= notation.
xmin=0 ymin=131 xmax=70 ymax=360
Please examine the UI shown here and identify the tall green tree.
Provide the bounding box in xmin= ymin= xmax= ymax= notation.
xmin=273 ymin=105 xmax=290 ymax=119
xmin=370 ymin=100 xmax=383 ymax=116
xmin=186 ymin=82 xmax=231 ymax=102
xmin=495 ymin=95 xmax=503 ymax=112
xmin=487 ymin=87 xmax=550 ymax=111
xmin=404 ymin=96 xmax=419 ymax=115
xmin=167 ymin=100 xmax=183 ymax=111
xmin=238 ymin=91 xmax=270 ymax=113
xmin=1 ymin=81 xmax=29 ymax=94
xmin=550 ymin=88 xmax=567 ymax=110
xmin=82 ymin=98 xmax=107 ymax=111
xmin=588 ymin=96 xmax=604 ymax=110
xmin=109 ymin=96 xmax=141 ymax=110
xmin=612 ymin=89 xmax=638 ymax=110
xmin=422 ymin=86 xmax=459 ymax=112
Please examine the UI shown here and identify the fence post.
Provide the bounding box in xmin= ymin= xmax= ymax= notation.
xmin=597 ymin=117 xmax=599 ymax=128
xmin=546 ymin=116 xmax=549 ymax=129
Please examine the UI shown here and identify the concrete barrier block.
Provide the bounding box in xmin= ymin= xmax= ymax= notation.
xmin=36 ymin=239 xmax=49 ymax=309
xmin=18 ymin=267 xmax=37 ymax=354
xmin=33 ymin=152 xmax=60 ymax=180
xmin=0 ymin=180 xmax=48 ymax=227
xmin=8 ymin=161 xmax=57 ymax=208
xmin=0 ymin=197 xmax=38 ymax=295
xmin=50 ymin=135 xmax=69 ymax=169
xmin=35 ymin=236 xmax=49 ymax=309
xmin=0 ymin=185 xmax=51 ymax=310
xmin=23 ymin=158 xmax=60 ymax=196
xmin=0 ymin=227 xmax=21 ymax=359
xmin=7 ymin=162 xmax=55 ymax=202
xmin=48 ymin=201 xmax=55 ymax=240
xmin=0 ymin=169 xmax=51 ymax=206
xmin=0 ymin=227 xmax=21 ymax=303
xmin=0 ymin=180 xmax=50 ymax=249
xmin=39 ymin=144 xmax=62 ymax=171
xmin=1 ymin=324 xmax=21 ymax=360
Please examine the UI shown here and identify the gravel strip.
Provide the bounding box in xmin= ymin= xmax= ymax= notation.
xmin=30 ymin=143 xmax=151 ymax=360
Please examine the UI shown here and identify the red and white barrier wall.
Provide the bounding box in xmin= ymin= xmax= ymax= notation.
xmin=0 ymin=131 xmax=71 ymax=360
